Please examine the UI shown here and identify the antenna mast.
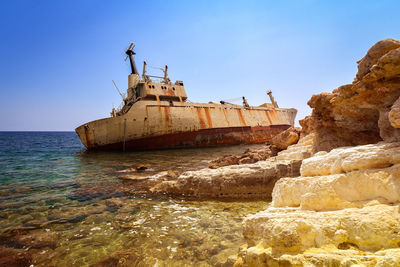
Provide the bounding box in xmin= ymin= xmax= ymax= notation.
xmin=125 ymin=42 xmax=139 ymax=75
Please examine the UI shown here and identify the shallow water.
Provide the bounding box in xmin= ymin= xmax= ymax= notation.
xmin=0 ymin=132 xmax=269 ymax=266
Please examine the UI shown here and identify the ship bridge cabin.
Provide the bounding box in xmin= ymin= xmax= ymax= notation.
xmin=127 ymin=73 xmax=188 ymax=103
xmin=113 ymin=43 xmax=187 ymax=117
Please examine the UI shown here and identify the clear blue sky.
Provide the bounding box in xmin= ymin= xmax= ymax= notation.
xmin=1 ymin=0 xmax=399 ymax=131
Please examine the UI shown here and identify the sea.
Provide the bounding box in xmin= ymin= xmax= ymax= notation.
xmin=0 ymin=131 xmax=269 ymax=266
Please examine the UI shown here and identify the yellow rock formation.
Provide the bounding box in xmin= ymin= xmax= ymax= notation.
xmin=237 ymin=141 xmax=400 ymax=266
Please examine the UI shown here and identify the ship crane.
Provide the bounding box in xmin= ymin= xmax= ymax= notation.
xmin=144 ymin=63 xmax=171 ymax=84
xmin=220 ymin=96 xmax=250 ymax=108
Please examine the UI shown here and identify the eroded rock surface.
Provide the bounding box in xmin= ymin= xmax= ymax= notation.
xmin=389 ymin=96 xmax=400 ymax=128
xmin=208 ymin=145 xmax=280 ymax=169
xmin=237 ymin=141 xmax=400 ymax=266
xmin=143 ymin=135 xmax=313 ymax=199
xmin=80 ymin=135 xmax=313 ymax=200
xmin=150 ymin=159 xmax=302 ymax=199
xmin=307 ymin=38 xmax=400 ymax=152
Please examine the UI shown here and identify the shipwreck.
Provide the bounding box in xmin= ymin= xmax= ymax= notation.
xmin=75 ymin=42 xmax=297 ymax=150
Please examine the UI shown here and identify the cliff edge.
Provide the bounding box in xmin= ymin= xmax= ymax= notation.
xmin=308 ymin=38 xmax=400 ymax=152
xmin=236 ymin=39 xmax=400 ymax=266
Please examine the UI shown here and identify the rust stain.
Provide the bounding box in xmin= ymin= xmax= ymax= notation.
xmin=156 ymin=96 xmax=161 ymax=113
xmin=166 ymin=88 xmax=175 ymax=96
xmin=264 ymin=111 xmax=272 ymax=124
xmin=196 ymin=108 xmax=207 ymax=129
xmin=84 ymin=127 xmax=91 ymax=148
xmin=237 ymin=109 xmax=247 ymax=126
xmin=222 ymin=109 xmax=230 ymax=126
xmin=269 ymin=109 xmax=278 ymax=121
xmin=164 ymin=106 xmax=170 ymax=124
xmin=204 ymin=108 xmax=213 ymax=128
xmin=92 ymin=125 xmax=291 ymax=150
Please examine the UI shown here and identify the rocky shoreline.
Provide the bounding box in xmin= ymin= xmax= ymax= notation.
xmin=235 ymin=38 xmax=400 ymax=266
xmin=3 ymin=38 xmax=400 ymax=266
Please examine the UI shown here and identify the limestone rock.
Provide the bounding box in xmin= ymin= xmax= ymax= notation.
xmin=243 ymin=204 xmax=400 ymax=253
xmin=379 ymin=108 xmax=400 ymax=143
xmin=273 ymin=164 xmax=400 ymax=210
xmin=150 ymin=159 xmax=302 ymax=199
xmin=239 ymin=246 xmax=400 ymax=267
xmin=356 ymin=38 xmax=400 ymax=80
xmin=389 ymin=96 xmax=400 ymax=128
xmin=276 ymin=133 xmax=314 ymax=161
xmin=208 ymin=145 xmax=279 ymax=169
xmin=299 ymin=115 xmax=314 ymax=137
xmin=306 ymin=38 xmax=400 ymax=152
xmin=300 ymin=141 xmax=400 ymax=177
xmin=270 ymin=127 xmax=300 ymax=150
xmin=105 ymin=135 xmax=314 ymax=200
xmin=238 ymin=141 xmax=400 ymax=265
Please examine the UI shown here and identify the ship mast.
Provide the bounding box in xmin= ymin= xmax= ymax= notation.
xmin=125 ymin=42 xmax=139 ymax=75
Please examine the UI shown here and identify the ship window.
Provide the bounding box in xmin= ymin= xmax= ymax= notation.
xmin=172 ymin=87 xmax=175 ymax=91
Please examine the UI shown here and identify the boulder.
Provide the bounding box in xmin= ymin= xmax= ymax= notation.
xmin=270 ymin=127 xmax=300 ymax=150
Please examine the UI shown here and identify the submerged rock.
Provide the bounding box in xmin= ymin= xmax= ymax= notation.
xmin=0 ymin=246 xmax=32 ymax=267
xmin=136 ymin=164 xmax=150 ymax=171
xmin=90 ymin=248 xmax=142 ymax=267
xmin=0 ymin=228 xmax=59 ymax=249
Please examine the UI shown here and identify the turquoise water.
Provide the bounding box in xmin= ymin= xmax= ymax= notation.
xmin=0 ymin=132 xmax=268 ymax=266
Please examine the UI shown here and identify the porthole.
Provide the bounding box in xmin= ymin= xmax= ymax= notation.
xmin=172 ymin=87 xmax=175 ymax=91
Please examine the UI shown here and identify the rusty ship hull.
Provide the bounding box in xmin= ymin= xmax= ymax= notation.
xmin=76 ymin=99 xmax=296 ymax=151
xmin=75 ymin=42 xmax=297 ymax=151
